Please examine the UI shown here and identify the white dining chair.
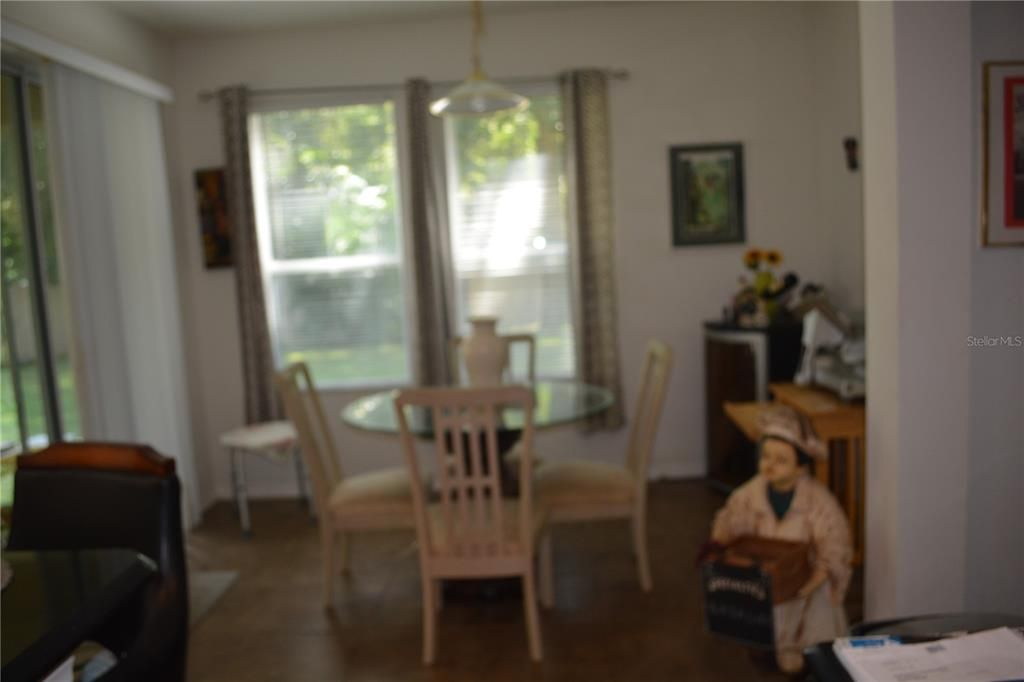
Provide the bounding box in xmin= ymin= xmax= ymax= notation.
xmin=274 ymin=362 xmax=416 ymax=608
xmin=394 ymin=385 xmax=545 ymax=663
xmin=534 ymin=340 xmax=673 ymax=600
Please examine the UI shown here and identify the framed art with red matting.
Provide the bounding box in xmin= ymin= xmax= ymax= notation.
xmin=982 ymin=62 xmax=1024 ymax=247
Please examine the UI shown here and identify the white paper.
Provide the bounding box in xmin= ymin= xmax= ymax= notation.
xmin=40 ymin=656 xmax=74 ymax=682
xmin=833 ymin=627 xmax=1024 ymax=682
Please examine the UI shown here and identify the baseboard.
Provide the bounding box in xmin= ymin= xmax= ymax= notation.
xmin=209 ymin=459 xmax=706 ymax=506
xmin=212 ymin=484 xmax=305 ymax=502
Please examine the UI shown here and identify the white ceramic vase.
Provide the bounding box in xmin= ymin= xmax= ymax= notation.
xmin=463 ymin=317 xmax=508 ymax=386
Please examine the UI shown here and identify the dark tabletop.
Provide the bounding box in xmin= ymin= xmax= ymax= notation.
xmin=1 ymin=549 xmax=156 ymax=682
xmin=704 ymin=319 xmax=803 ymax=332
xmin=341 ymin=379 xmax=614 ymax=435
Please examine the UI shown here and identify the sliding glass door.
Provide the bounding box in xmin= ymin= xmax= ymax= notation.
xmin=1 ymin=65 xmax=79 ymax=456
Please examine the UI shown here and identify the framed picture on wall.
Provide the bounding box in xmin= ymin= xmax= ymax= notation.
xmin=670 ymin=143 xmax=745 ymax=246
xmin=982 ymin=61 xmax=1024 ymax=247
xmin=194 ymin=167 xmax=234 ymax=267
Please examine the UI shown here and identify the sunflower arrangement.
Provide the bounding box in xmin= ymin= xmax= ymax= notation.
xmin=743 ymin=248 xmax=762 ymax=269
xmin=744 ymin=248 xmax=784 ymax=296
xmin=733 ymin=248 xmax=788 ymax=325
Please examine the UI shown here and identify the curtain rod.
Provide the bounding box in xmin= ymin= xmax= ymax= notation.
xmin=197 ymin=68 xmax=629 ymax=102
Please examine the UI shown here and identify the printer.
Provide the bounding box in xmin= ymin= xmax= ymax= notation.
xmin=792 ymin=301 xmax=865 ymax=401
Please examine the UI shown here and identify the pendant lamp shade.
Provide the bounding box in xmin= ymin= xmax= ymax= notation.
xmin=429 ymin=73 xmax=528 ymax=116
xmin=430 ymin=0 xmax=528 ymax=117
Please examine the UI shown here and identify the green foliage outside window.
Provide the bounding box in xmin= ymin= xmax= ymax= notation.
xmin=2 ymin=79 xmax=60 ymax=287
xmin=451 ymin=94 xmax=563 ymax=193
xmin=251 ymin=91 xmax=572 ymax=383
xmin=257 ymin=102 xmax=400 ymax=259
xmin=253 ymin=94 xmax=564 ymax=263
xmin=2 ymin=75 xmax=28 ymax=285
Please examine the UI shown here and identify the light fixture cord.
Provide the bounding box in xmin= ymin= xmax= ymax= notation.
xmin=471 ymin=0 xmax=484 ymax=79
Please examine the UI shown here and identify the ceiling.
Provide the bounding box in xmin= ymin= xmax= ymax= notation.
xmin=102 ymin=1 xmax=595 ymax=39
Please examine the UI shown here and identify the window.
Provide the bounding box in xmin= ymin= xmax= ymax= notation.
xmin=1 ymin=68 xmax=80 ymax=458
xmin=249 ymin=98 xmax=411 ymax=387
xmin=443 ymin=86 xmax=576 ymax=378
xmin=248 ymin=83 xmax=577 ymax=388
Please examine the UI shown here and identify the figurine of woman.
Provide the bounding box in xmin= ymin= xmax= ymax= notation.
xmin=711 ymin=406 xmax=852 ymax=674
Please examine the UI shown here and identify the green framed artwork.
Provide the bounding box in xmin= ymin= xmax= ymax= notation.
xmin=670 ymin=143 xmax=745 ymax=246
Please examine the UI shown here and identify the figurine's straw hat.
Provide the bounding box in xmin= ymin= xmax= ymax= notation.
xmin=757 ymin=405 xmax=827 ymax=461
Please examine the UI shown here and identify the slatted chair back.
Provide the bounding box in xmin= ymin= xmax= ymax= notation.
xmin=274 ymin=363 xmax=342 ymax=520
xmin=624 ymin=340 xmax=674 ymax=485
xmin=394 ymin=385 xmax=536 ymax=572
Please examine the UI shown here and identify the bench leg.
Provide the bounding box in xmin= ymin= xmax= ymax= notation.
xmin=230 ymin=447 xmax=240 ymax=519
xmin=293 ymin=446 xmax=314 ymax=518
xmin=232 ymin=449 xmax=251 ymax=536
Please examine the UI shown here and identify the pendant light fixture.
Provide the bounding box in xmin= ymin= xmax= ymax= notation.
xmin=430 ymin=0 xmax=528 ymax=117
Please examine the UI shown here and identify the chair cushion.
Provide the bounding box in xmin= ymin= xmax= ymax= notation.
xmin=534 ymin=460 xmax=635 ymax=508
xmin=219 ymin=421 xmax=296 ymax=452
xmin=426 ymin=499 xmax=545 ymax=554
xmin=328 ymin=468 xmax=414 ymax=518
xmin=505 ymin=442 xmax=543 ymax=469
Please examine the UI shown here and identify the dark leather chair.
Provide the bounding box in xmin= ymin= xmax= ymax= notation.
xmin=7 ymin=442 xmax=188 ymax=682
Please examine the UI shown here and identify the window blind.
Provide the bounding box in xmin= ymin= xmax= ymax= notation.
xmin=249 ymin=100 xmax=410 ymax=386
xmin=444 ymin=91 xmax=577 ymax=379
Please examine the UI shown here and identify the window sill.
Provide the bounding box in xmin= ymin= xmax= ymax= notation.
xmin=313 ymin=374 xmax=581 ymax=396
xmin=314 ymin=379 xmax=409 ymax=395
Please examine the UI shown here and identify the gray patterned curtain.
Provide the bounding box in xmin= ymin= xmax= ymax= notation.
xmin=562 ymin=70 xmax=625 ymax=430
xmin=219 ymin=85 xmax=281 ymax=423
xmin=405 ymin=78 xmax=454 ymax=386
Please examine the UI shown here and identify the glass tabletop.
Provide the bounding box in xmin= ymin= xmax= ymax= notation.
xmin=341 ymin=379 xmax=614 ymax=436
xmin=2 ymin=549 xmax=156 ymax=679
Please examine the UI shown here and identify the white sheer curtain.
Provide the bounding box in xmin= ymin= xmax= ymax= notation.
xmin=45 ymin=63 xmax=199 ymax=525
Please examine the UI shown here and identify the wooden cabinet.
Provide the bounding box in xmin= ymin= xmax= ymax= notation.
xmin=705 ymin=335 xmax=757 ymax=491
xmin=704 ymin=321 xmax=802 ymax=492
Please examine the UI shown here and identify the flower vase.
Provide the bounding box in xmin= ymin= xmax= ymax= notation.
xmin=754 ymin=271 xmax=778 ymax=322
xmin=463 ymin=317 xmax=508 ymax=386
xmin=753 ymin=271 xmax=774 ymax=297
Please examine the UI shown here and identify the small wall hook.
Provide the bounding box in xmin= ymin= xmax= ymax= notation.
xmin=843 ymin=136 xmax=859 ymax=172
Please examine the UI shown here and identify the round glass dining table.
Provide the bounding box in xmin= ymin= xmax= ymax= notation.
xmin=341 ymin=379 xmax=614 ymax=435
xmin=342 ymin=379 xmax=612 ymax=601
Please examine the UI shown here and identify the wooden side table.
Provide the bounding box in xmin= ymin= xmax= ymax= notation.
xmin=770 ymin=383 xmax=865 ymax=562
xmin=722 ymin=401 xmax=772 ymax=443
xmin=723 ymin=383 xmax=866 ymax=563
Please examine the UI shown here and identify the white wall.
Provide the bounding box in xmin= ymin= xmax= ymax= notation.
xmin=810 ymin=2 xmax=864 ymax=315
xmin=966 ymin=1 xmax=1024 ymax=616
xmin=165 ymin=2 xmax=864 ymax=506
xmin=861 ymin=0 xmax=1023 ymax=619
xmin=859 ymin=1 xmax=903 ymax=613
xmin=1 ymin=1 xmax=171 ymax=84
